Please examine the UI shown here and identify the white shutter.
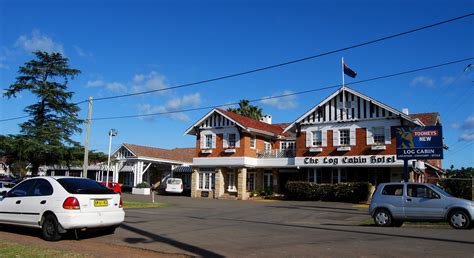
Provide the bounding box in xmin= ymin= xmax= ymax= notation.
xmin=235 ymin=132 xmax=240 ymax=148
xmin=385 ymin=127 xmax=392 ymax=144
xmin=200 ymin=133 xmax=205 ymax=149
xmin=322 ymin=130 xmax=328 ymax=147
xmin=211 ymin=134 xmax=216 ymax=149
xmin=305 ymin=131 xmax=312 ymax=147
xmin=350 ymin=128 xmax=356 ymax=146
xmin=366 ymin=128 xmax=374 ymax=145
xmin=223 ymin=133 xmax=228 ymax=148
xmin=333 ymin=130 xmax=340 ymax=147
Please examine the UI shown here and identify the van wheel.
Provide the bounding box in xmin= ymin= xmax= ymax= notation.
xmin=448 ymin=210 xmax=471 ymax=229
xmin=103 ymin=226 xmax=117 ymax=235
xmin=374 ymin=209 xmax=392 ymax=227
xmin=42 ymin=214 xmax=62 ymax=241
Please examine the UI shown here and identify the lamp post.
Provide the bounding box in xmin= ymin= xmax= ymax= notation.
xmin=106 ymin=129 xmax=118 ymax=186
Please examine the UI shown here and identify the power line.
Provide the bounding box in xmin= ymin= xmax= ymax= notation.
xmin=90 ymin=57 xmax=473 ymax=121
xmin=91 ymin=13 xmax=474 ymax=102
xmin=1 ymin=13 xmax=472 ymax=123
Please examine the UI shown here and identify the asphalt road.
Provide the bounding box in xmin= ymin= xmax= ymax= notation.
xmin=93 ymin=194 xmax=474 ymax=257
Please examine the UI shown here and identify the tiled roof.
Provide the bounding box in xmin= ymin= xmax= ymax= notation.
xmin=216 ymin=108 xmax=290 ymax=137
xmin=409 ymin=113 xmax=439 ymax=126
xmin=123 ymin=144 xmax=194 ymax=163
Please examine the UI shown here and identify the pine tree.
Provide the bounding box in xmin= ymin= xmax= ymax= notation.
xmin=3 ymin=51 xmax=82 ymax=175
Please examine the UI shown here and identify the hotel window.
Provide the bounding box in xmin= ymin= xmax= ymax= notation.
xmin=312 ymin=130 xmax=322 ymax=146
xmin=228 ymin=133 xmax=236 ymax=148
xmin=264 ymin=141 xmax=272 ymax=152
xmin=308 ymin=168 xmax=322 ymax=183
xmin=205 ymin=134 xmax=212 ymax=148
xmin=281 ymin=141 xmax=295 ymax=150
xmin=198 ymin=169 xmax=215 ymax=190
xmin=250 ymin=135 xmax=256 ymax=149
xmin=247 ymin=172 xmax=256 ymax=191
xmin=339 ymin=129 xmax=350 ymax=146
xmin=373 ymin=127 xmax=385 ymax=144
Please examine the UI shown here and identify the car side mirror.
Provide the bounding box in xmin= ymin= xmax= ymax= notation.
xmin=432 ymin=192 xmax=440 ymax=199
xmin=0 ymin=191 xmax=7 ymax=198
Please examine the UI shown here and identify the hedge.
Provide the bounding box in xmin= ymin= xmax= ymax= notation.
xmin=285 ymin=181 xmax=371 ymax=203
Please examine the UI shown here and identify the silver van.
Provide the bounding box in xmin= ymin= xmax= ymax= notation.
xmin=369 ymin=182 xmax=473 ymax=229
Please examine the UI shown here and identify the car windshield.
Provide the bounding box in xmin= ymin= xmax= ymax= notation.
xmin=57 ymin=178 xmax=115 ymax=194
xmin=167 ymin=178 xmax=182 ymax=184
xmin=429 ymin=184 xmax=452 ymax=197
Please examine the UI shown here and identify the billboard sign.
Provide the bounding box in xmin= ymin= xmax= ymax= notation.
xmin=395 ymin=126 xmax=443 ymax=159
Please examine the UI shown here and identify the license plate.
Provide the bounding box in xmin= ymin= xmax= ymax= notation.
xmin=94 ymin=199 xmax=108 ymax=207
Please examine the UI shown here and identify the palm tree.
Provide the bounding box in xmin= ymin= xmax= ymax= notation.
xmin=227 ymin=100 xmax=263 ymax=120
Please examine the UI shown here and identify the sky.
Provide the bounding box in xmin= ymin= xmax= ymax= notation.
xmin=0 ymin=0 xmax=473 ymax=169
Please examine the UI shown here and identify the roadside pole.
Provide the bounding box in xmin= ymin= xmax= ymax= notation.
xmin=82 ymin=96 xmax=93 ymax=178
xmin=403 ymin=159 xmax=409 ymax=182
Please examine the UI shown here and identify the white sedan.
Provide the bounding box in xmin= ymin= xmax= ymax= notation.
xmin=0 ymin=176 xmax=125 ymax=241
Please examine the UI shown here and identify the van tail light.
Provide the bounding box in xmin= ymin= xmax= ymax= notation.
xmin=63 ymin=197 xmax=80 ymax=210
xmin=119 ymin=196 xmax=123 ymax=208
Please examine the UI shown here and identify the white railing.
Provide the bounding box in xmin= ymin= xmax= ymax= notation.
xmin=256 ymin=149 xmax=295 ymax=159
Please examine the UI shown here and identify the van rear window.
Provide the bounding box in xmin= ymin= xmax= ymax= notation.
xmin=382 ymin=184 xmax=403 ymax=196
xmin=57 ymin=178 xmax=115 ymax=194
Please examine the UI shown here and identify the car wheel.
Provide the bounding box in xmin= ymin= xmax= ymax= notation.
xmin=42 ymin=214 xmax=62 ymax=241
xmin=373 ymin=209 xmax=393 ymax=227
xmin=448 ymin=210 xmax=471 ymax=229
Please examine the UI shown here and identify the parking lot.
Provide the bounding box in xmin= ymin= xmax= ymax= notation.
xmin=91 ymin=194 xmax=474 ymax=257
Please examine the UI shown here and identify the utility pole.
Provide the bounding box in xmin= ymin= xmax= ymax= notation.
xmin=83 ymin=96 xmax=93 ymax=178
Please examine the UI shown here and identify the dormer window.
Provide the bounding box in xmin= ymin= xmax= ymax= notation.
xmin=339 ymin=129 xmax=350 ymax=146
xmin=373 ymin=127 xmax=385 ymax=145
xmin=250 ymin=135 xmax=256 ymax=149
xmin=312 ymin=130 xmax=322 ymax=146
xmin=205 ymin=134 xmax=212 ymax=148
xmin=228 ymin=133 xmax=236 ymax=148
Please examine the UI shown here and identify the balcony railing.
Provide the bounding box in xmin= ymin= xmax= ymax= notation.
xmin=256 ymin=149 xmax=295 ymax=159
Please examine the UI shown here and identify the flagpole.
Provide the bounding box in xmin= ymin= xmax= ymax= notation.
xmin=342 ymin=57 xmax=345 ymax=120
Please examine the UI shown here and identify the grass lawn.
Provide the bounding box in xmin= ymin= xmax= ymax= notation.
xmin=0 ymin=239 xmax=90 ymax=257
xmin=122 ymin=201 xmax=172 ymax=208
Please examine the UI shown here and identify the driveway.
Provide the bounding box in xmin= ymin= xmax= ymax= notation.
xmin=96 ymin=194 xmax=474 ymax=257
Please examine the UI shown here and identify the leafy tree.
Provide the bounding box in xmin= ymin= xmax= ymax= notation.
xmin=227 ymin=99 xmax=263 ymax=120
xmin=3 ymin=51 xmax=82 ymax=175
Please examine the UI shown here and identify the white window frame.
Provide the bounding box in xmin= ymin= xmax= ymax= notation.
xmin=247 ymin=172 xmax=256 ymax=191
xmin=263 ymin=173 xmax=273 ymax=190
xmin=227 ymin=172 xmax=236 ymax=192
xmin=198 ymin=168 xmax=215 ymax=190
xmin=250 ymin=135 xmax=256 ymax=149
xmin=339 ymin=129 xmax=350 ymax=146
xmin=228 ymin=133 xmax=236 ymax=148
xmin=312 ymin=130 xmax=322 ymax=146
xmin=373 ymin=127 xmax=385 ymax=145
xmin=264 ymin=141 xmax=272 ymax=152
xmin=204 ymin=134 xmax=212 ymax=148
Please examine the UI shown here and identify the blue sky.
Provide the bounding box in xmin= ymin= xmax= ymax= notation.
xmin=0 ymin=0 xmax=473 ymax=169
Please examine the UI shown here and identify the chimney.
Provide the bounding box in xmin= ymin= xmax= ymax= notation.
xmin=260 ymin=114 xmax=272 ymax=124
xmin=402 ymin=108 xmax=409 ymax=115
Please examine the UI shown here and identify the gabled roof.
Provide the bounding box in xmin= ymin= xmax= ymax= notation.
xmin=122 ymin=143 xmax=194 ymax=163
xmin=284 ymin=86 xmax=423 ymax=132
xmin=409 ymin=112 xmax=440 ymax=126
xmin=184 ymin=108 xmax=290 ymax=138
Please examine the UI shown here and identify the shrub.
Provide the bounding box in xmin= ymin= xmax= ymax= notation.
xmin=438 ymin=172 xmax=473 ymax=200
xmin=135 ymin=182 xmax=150 ymax=188
xmin=285 ymin=181 xmax=371 ymax=203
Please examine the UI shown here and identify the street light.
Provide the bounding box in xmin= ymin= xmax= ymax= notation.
xmin=106 ymin=129 xmax=118 ymax=186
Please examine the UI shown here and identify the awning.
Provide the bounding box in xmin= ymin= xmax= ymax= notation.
xmin=173 ymin=165 xmax=192 ymax=173
xmin=425 ymin=163 xmax=446 ymax=174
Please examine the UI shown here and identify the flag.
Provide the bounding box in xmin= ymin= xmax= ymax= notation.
xmin=343 ymin=63 xmax=357 ymax=78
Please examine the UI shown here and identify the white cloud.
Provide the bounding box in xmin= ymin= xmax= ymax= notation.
xmin=138 ymin=93 xmax=201 ymax=121
xmin=451 ymin=123 xmax=461 ymax=129
xmin=441 ymin=76 xmax=456 ymax=85
xmin=410 ymin=76 xmax=435 ymax=88
xmin=85 ymin=80 xmax=105 ymax=88
xmin=459 ymin=132 xmax=474 ymax=141
xmin=73 ymin=45 xmax=92 ymax=58
xmin=131 ymin=71 xmax=168 ymax=95
xmin=106 ymin=82 xmax=127 ymax=92
xmin=461 ymin=115 xmax=474 ymax=130
xmin=260 ymin=90 xmax=297 ymax=110
xmin=15 ymin=30 xmax=64 ymax=54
